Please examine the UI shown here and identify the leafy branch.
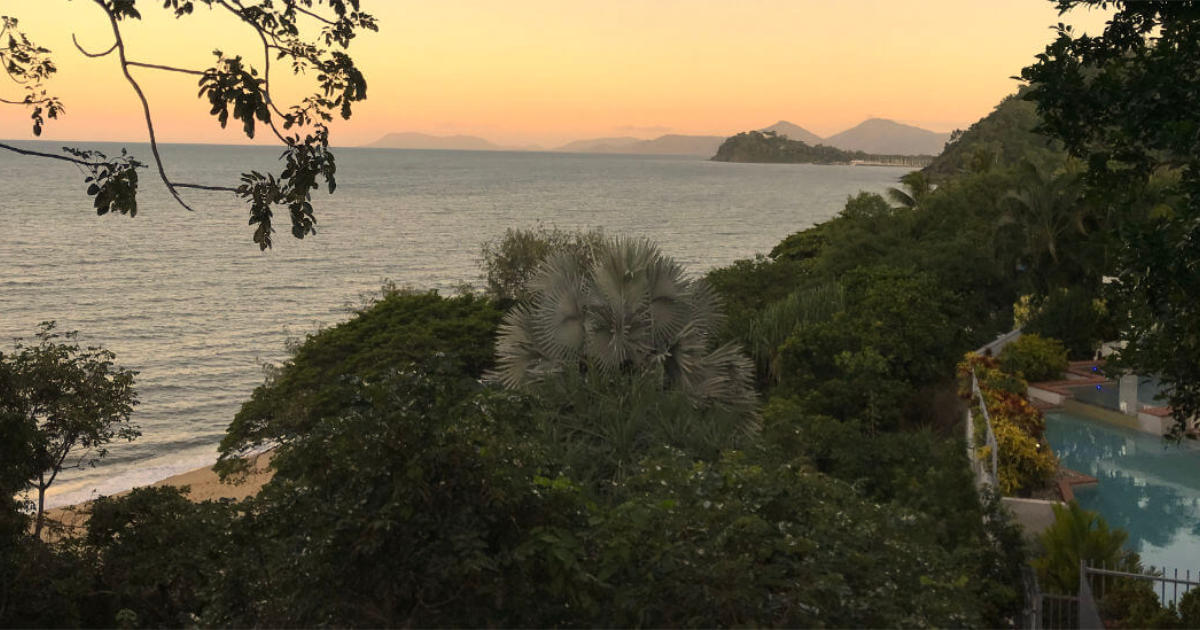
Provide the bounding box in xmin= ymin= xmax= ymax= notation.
xmin=0 ymin=0 xmax=375 ymax=248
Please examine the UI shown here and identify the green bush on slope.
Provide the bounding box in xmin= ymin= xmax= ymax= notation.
xmin=217 ymin=289 xmax=502 ymax=475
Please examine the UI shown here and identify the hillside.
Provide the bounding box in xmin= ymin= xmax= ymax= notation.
xmin=760 ymin=120 xmax=823 ymax=145
xmin=823 ymin=118 xmax=949 ymax=155
xmin=923 ymin=92 xmax=1063 ymax=180
xmin=711 ymin=130 xmax=866 ymax=164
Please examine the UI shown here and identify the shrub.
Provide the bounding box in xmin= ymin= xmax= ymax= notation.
xmin=987 ymin=417 xmax=1056 ymax=496
xmin=999 ymin=333 xmax=1068 ymax=382
xmin=479 ymin=225 xmax=605 ymax=304
xmin=777 ymin=267 xmax=962 ymax=432
xmin=214 ymin=364 xmax=578 ymax=627
xmin=82 ymin=487 xmax=238 ymax=627
xmin=1032 ymin=501 xmax=1140 ymax=594
xmin=1024 ymin=288 xmax=1112 ymax=359
xmin=562 ymin=450 xmax=989 ymax=628
xmin=959 ymin=353 xmax=1054 ymax=495
xmin=217 ymin=289 xmax=502 ymax=474
xmin=960 ymin=352 xmax=1030 ymax=398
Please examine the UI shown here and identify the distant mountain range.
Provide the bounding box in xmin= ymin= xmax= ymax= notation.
xmin=760 ymin=120 xmax=823 ymax=145
xmin=559 ymin=134 xmax=727 ymax=156
xmin=822 ymin=119 xmax=950 ymax=155
xmin=364 ymin=132 xmax=541 ymax=152
xmin=364 ymin=118 xmax=951 ymax=157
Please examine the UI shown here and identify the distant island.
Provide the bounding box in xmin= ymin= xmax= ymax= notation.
xmin=552 ymin=134 xmax=727 ymax=156
xmin=712 ymin=130 xmax=933 ymax=166
xmin=364 ymin=132 xmax=541 ymax=152
xmin=364 ymin=117 xmax=951 ymax=157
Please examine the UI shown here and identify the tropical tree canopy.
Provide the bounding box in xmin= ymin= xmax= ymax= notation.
xmin=0 ymin=322 xmax=139 ymax=538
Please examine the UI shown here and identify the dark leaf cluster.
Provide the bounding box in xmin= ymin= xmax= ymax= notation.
xmin=198 ymin=52 xmax=270 ymax=138
xmin=0 ymin=16 xmax=60 ymax=136
xmin=235 ymin=126 xmax=334 ymax=249
xmin=62 ymin=146 xmax=146 ymax=217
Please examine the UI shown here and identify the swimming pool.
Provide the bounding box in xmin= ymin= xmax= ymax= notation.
xmin=1044 ymin=411 xmax=1200 ymax=572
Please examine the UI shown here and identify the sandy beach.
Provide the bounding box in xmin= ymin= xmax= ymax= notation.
xmin=42 ymin=451 xmax=275 ymax=535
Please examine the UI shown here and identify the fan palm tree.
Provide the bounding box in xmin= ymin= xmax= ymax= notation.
xmin=494 ymin=237 xmax=755 ymax=408
xmin=492 ymin=237 xmax=758 ymax=450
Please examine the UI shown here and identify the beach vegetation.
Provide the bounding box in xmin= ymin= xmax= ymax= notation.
xmin=0 ymin=322 xmax=139 ymax=539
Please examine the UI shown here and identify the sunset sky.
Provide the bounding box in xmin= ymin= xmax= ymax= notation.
xmin=1 ymin=0 xmax=1111 ymax=148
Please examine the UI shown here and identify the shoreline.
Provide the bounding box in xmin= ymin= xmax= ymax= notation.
xmin=42 ymin=451 xmax=274 ymax=534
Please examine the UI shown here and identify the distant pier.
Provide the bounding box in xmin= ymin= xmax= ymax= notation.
xmin=850 ymin=156 xmax=933 ymax=168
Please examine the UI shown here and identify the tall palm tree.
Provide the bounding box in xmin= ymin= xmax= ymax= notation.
xmin=886 ymin=171 xmax=934 ymax=210
xmin=492 ymin=237 xmax=757 ymax=415
xmin=1002 ymin=159 xmax=1088 ymax=266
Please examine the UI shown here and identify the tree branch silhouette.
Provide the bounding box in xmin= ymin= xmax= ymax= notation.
xmin=0 ymin=0 xmax=375 ymax=247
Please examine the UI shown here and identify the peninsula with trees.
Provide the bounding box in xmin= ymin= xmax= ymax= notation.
xmin=711 ymin=129 xmax=934 ymax=166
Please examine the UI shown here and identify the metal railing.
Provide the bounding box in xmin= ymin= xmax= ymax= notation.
xmin=967 ymin=372 xmax=999 ymax=489
xmin=1083 ymin=562 xmax=1200 ymax=610
xmin=964 ymin=330 xmax=1019 ymax=491
xmin=1025 ymin=562 xmax=1200 ymax=629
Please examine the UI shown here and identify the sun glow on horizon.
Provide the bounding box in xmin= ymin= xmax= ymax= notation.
xmin=0 ymin=0 xmax=1112 ymax=148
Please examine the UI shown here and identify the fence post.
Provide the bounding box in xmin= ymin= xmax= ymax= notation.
xmin=1078 ymin=561 xmax=1104 ymax=629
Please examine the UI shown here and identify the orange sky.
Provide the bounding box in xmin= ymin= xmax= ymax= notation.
xmin=0 ymin=0 xmax=1111 ymax=148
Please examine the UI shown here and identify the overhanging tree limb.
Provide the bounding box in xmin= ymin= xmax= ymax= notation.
xmin=2 ymin=0 xmax=375 ymax=247
xmin=99 ymin=0 xmax=197 ymax=212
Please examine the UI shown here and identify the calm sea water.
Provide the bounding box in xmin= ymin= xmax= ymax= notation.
xmin=1 ymin=141 xmax=910 ymax=506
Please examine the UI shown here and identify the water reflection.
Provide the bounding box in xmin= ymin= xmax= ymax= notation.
xmin=1045 ymin=412 xmax=1200 ymax=570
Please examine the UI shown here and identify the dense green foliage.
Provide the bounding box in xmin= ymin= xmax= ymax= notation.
xmin=712 ymin=130 xmax=868 ymax=164
xmin=3 ymin=359 xmax=1021 ymax=627
xmin=1021 ymin=0 xmax=1200 ymax=434
xmin=216 ymin=289 xmax=502 ymax=475
xmin=924 ymin=91 xmax=1063 ymax=180
xmin=999 ymin=334 xmax=1069 ymax=382
xmin=0 ymin=323 xmax=139 ymax=538
xmin=1022 ymin=287 xmax=1112 ymax=360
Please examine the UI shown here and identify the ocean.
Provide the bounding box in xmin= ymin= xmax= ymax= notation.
xmin=0 ymin=141 xmax=911 ymax=506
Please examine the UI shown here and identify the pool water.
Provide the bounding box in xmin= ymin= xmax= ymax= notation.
xmin=1044 ymin=411 xmax=1200 ymax=572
